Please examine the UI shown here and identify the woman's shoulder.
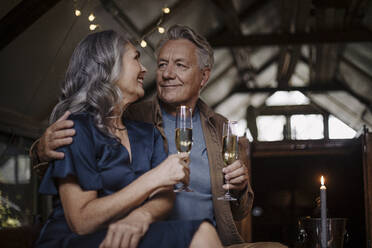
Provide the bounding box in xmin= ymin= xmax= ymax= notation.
xmin=125 ymin=119 xmax=155 ymax=130
xmin=67 ymin=112 xmax=96 ymax=134
xmin=68 ymin=111 xmax=90 ymax=122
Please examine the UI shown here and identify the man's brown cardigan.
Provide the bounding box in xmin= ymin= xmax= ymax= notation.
xmin=125 ymin=96 xmax=254 ymax=246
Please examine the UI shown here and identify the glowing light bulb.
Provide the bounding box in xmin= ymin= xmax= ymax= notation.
xmin=88 ymin=13 xmax=95 ymax=22
xmin=162 ymin=7 xmax=170 ymax=14
xmin=75 ymin=9 xmax=81 ymax=16
xmin=140 ymin=40 xmax=147 ymax=48
xmin=158 ymin=26 xmax=165 ymax=34
xmin=89 ymin=24 xmax=98 ymax=31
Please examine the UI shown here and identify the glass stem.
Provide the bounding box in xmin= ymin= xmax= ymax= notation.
xmin=226 ymin=179 xmax=231 ymax=196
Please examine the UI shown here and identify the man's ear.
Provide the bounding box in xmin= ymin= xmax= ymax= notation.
xmin=200 ymin=68 xmax=211 ymax=89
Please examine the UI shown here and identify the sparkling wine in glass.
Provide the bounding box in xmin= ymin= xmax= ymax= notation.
xmin=174 ymin=105 xmax=193 ymax=192
xmin=218 ymin=120 xmax=238 ymax=201
xmin=175 ymin=128 xmax=192 ymax=153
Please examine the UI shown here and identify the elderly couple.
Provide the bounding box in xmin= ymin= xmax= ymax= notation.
xmin=31 ymin=25 xmax=287 ymax=248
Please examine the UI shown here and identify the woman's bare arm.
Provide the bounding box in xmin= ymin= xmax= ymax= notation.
xmin=59 ymin=153 xmax=189 ymax=235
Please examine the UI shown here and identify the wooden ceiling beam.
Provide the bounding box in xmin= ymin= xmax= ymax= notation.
xmin=257 ymin=104 xmax=326 ymax=116
xmin=232 ymin=83 xmax=344 ymax=93
xmin=239 ymin=0 xmax=273 ymax=21
xmin=211 ymin=82 xmax=344 ymax=109
xmin=210 ymin=0 xmax=241 ymax=35
xmin=335 ymin=78 xmax=372 ymax=112
xmin=210 ymin=28 xmax=372 ymax=47
xmin=211 ymin=53 xmax=279 ymax=109
xmin=254 ymin=53 xmax=279 ymax=75
xmin=207 ymin=0 xmax=272 ymax=39
xmin=276 ymin=0 xmax=310 ymax=87
xmin=203 ymin=61 xmax=235 ymax=92
xmin=341 ymin=56 xmax=372 ymax=82
xmin=0 ymin=0 xmax=62 ymax=51
xmin=0 ymin=107 xmax=47 ymax=139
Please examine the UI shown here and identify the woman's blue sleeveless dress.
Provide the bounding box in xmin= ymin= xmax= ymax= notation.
xmin=35 ymin=113 xmax=203 ymax=248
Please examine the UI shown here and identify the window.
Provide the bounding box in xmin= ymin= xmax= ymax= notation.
xmin=0 ymin=135 xmax=35 ymax=228
xmin=265 ymin=91 xmax=309 ymax=106
xmin=257 ymin=115 xmax=286 ymax=141
xmin=329 ymin=115 xmax=357 ymax=139
xmin=290 ymin=114 xmax=324 ymax=140
xmin=252 ymin=91 xmax=357 ymax=141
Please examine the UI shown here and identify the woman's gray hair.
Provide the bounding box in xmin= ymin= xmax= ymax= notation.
xmin=157 ymin=25 xmax=214 ymax=70
xmin=49 ymin=30 xmax=130 ymax=138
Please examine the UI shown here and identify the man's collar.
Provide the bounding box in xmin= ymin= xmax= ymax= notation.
xmin=196 ymin=98 xmax=215 ymax=121
xmin=152 ymin=96 xmax=217 ymax=123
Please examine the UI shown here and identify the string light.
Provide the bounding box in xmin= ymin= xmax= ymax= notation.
xmin=158 ymin=26 xmax=165 ymax=34
xmin=88 ymin=13 xmax=95 ymax=22
xmin=73 ymin=0 xmax=81 ymax=16
xmin=140 ymin=40 xmax=147 ymax=48
xmin=162 ymin=7 xmax=170 ymax=14
xmin=138 ymin=6 xmax=171 ymax=49
xmin=73 ymin=1 xmax=100 ymax=30
xmin=89 ymin=24 xmax=99 ymax=31
xmin=74 ymin=9 xmax=81 ymax=16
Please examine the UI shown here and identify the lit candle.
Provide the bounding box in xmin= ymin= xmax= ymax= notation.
xmin=320 ymin=176 xmax=327 ymax=248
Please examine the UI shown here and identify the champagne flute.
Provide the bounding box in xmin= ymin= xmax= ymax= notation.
xmin=218 ymin=120 xmax=238 ymax=201
xmin=174 ymin=105 xmax=193 ymax=192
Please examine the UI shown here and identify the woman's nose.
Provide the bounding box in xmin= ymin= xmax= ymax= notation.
xmin=140 ymin=63 xmax=147 ymax=73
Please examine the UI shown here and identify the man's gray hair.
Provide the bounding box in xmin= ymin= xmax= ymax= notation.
xmin=157 ymin=24 xmax=214 ymax=70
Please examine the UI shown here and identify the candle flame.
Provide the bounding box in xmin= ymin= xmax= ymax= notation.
xmin=320 ymin=176 xmax=325 ymax=186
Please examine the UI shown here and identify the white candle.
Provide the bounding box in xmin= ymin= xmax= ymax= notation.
xmin=320 ymin=176 xmax=327 ymax=248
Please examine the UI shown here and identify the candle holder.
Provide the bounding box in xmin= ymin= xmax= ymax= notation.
xmin=296 ymin=217 xmax=348 ymax=248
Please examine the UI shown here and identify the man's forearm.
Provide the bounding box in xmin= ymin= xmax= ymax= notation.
xmin=29 ymin=139 xmax=49 ymax=177
xmin=29 ymin=139 xmax=41 ymax=165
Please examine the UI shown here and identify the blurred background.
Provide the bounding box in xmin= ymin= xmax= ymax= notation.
xmin=0 ymin=0 xmax=371 ymax=247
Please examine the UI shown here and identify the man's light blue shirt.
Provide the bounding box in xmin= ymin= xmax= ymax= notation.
xmin=161 ymin=107 xmax=215 ymax=223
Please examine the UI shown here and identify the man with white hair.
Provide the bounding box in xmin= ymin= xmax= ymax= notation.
xmin=31 ymin=25 xmax=287 ymax=248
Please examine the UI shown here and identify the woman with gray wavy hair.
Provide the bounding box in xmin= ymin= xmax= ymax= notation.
xmin=36 ymin=30 xmax=222 ymax=248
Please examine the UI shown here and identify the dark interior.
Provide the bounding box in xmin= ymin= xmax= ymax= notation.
xmin=251 ymin=139 xmax=365 ymax=247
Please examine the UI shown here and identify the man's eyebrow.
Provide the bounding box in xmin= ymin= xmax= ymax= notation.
xmin=158 ymin=58 xmax=189 ymax=65
xmin=174 ymin=58 xmax=187 ymax=63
